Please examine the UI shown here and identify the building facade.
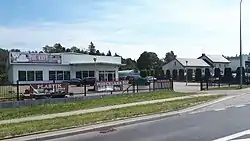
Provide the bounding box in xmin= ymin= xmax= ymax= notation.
xmin=162 ymin=58 xmax=211 ymax=76
xmin=198 ymin=54 xmax=230 ymax=75
xmin=228 ymin=55 xmax=250 ymax=72
xmin=7 ymin=52 xmax=122 ymax=84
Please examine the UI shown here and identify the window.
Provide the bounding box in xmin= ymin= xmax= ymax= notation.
xmin=18 ymin=71 xmax=26 ymax=81
xmin=27 ymin=71 xmax=35 ymax=81
xmin=174 ymin=62 xmax=176 ymax=66
xmin=83 ymin=71 xmax=88 ymax=78
xmin=35 ymin=71 xmax=43 ymax=81
xmin=57 ymin=71 xmax=63 ymax=80
xmin=64 ymin=71 xmax=70 ymax=80
xmin=76 ymin=71 xmax=81 ymax=79
xmin=99 ymin=71 xmax=105 ymax=81
xmin=49 ymin=71 xmax=56 ymax=80
xmin=89 ymin=71 xmax=95 ymax=77
xmin=219 ymin=64 xmax=221 ymax=67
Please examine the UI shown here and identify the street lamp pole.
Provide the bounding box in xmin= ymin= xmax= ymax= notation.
xmin=240 ymin=0 xmax=243 ymax=88
xmin=186 ymin=61 xmax=188 ymax=86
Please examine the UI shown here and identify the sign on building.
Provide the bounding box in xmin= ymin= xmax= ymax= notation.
xmin=9 ymin=52 xmax=61 ymax=64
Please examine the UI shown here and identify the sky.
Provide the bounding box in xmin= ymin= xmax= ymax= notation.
xmin=0 ymin=0 xmax=249 ymax=60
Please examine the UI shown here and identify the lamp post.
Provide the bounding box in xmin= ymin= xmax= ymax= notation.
xmin=93 ymin=57 xmax=97 ymax=79
xmin=186 ymin=61 xmax=188 ymax=86
xmin=240 ymin=0 xmax=243 ymax=88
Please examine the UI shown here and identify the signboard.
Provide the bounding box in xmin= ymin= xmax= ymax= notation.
xmin=10 ymin=52 xmax=61 ymax=64
xmin=95 ymin=81 xmax=128 ymax=92
xmin=29 ymin=83 xmax=68 ymax=94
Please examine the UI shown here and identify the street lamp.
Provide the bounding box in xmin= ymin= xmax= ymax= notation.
xmin=186 ymin=61 xmax=188 ymax=86
xmin=240 ymin=0 xmax=243 ymax=88
xmin=93 ymin=57 xmax=97 ymax=79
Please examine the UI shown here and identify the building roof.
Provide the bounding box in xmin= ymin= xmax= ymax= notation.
xmin=202 ymin=54 xmax=230 ymax=63
xmin=177 ymin=58 xmax=210 ymax=67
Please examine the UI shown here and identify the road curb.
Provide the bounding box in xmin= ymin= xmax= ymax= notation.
xmin=3 ymin=95 xmax=233 ymax=141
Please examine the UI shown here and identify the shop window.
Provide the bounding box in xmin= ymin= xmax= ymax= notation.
xmin=89 ymin=71 xmax=95 ymax=77
xmin=49 ymin=71 xmax=56 ymax=80
xmin=18 ymin=71 xmax=26 ymax=81
xmin=76 ymin=71 xmax=81 ymax=79
xmin=27 ymin=71 xmax=35 ymax=81
xmin=64 ymin=71 xmax=70 ymax=80
xmin=57 ymin=71 xmax=63 ymax=80
xmin=35 ymin=71 xmax=43 ymax=81
xmin=82 ymin=71 xmax=88 ymax=78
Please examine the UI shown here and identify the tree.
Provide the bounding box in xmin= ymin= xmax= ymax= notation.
xmin=120 ymin=58 xmax=137 ymax=70
xmin=137 ymin=51 xmax=161 ymax=70
xmin=140 ymin=70 xmax=147 ymax=78
xmin=70 ymin=46 xmax=80 ymax=53
xmin=236 ymin=67 xmax=245 ymax=84
xmin=195 ymin=68 xmax=202 ymax=82
xmin=95 ymin=50 xmax=101 ymax=56
xmin=106 ymin=50 xmax=112 ymax=56
xmin=114 ymin=53 xmax=120 ymax=57
xmin=42 ymin=43 xmax=65 ymax=53
xmin=166 ymin=70 xmax=171 ymax=79
xmin=10 ymin=49 xmax=20 ymax=52
xmin=214 ymin=68 xmax=221 ymax=77
xmin=88 ymin=42 xmax=96 ymax=55
xmin=0 ymin=48 xmax=8 ymax=82
xmin=164 ymin=51 xmax=176 ymax=64
xmin=204 ymin=68 xmax=211 ymax=80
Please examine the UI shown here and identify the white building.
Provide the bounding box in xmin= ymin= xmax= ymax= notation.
xmin=198 ymin=54 xmax=230 ymax=75
xmin=162 ymin=58 xmax=211 ymax=76
xmin=7 ymin=52 xmax=122 ymax=84
xmin=228 ymin=55 xmax=250 ymax=72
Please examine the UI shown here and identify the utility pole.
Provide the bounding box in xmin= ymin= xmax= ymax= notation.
xmin=240 ymin=0 xmax=243 ymax=88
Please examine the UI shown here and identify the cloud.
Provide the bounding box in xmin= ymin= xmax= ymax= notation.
xmin=0 ymin=0 xmax=250 ymax=60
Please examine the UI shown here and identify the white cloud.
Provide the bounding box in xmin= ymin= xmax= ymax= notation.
xmin=0 ymin=0 xmax=250 ymax=60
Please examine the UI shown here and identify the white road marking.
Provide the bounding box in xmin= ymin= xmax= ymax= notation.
xmin=213 ymin=129 xmax=250 ymax=141
xmin=231 ymin=139 xmax=250 ymax=141
xmin=214 ymin=108 xmax=226 ymax=112
xmin=234 ymin=104 xmax=246 ymax=108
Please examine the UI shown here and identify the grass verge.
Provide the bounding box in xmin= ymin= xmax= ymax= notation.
xmin=0 ymin=95 xmax=224 ymax=139
xmin=214 ymin=85 xmax=250 ymax=90
xmin=0 ymin=91 xmax=194 ymax=120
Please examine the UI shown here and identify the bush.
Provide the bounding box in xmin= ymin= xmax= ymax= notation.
xmin=224 ymin=68 xmax=232 ymax=83
xmin=214 ymin=68 xmax=221 ymax=78
xmin=172 ymin=69 xmax=177 ymax=80
xmin=166 ymin=70 xmax=171 ymax=79
xmin=179 ymin=69 xmax=184 ymax=81
xmin=187 ymin=69 xmax=193 ymax=81
xmin=195 ymin=68 xmax=202 ymax=82
xmin=236 ymin=67 xmax=245 ymax=84
xmin=204 ymin=68 xmax=211 ymax=80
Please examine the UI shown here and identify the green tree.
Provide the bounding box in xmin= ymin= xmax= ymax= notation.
xmin=137 ymin=51 xmax=161 ymax=70
xmin=140 ymin=70 xmax=147 ymax=78
xmin=120 ymin=58 xmax=137 ymax=70
xmin=88 ymin=42 xmax=96 ymax=55
xmin=106 ymin=50 xmax=112 ymax=56
xmin=164 ymin=51 xmax=176 ymax=64
xmin=95 ymin=50 xmax=101 ymax=56
xmin=70 ymin=46 xmax=80 ymax=53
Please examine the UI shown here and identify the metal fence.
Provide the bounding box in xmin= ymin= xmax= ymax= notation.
xmin=0 ymin=78 xmax=174 ymax=102
xmin=200 ymin=77 xmax=231 ymax=91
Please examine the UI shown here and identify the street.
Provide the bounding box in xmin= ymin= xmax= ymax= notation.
xmin=47 ymin=103 xmax=250 ymax=141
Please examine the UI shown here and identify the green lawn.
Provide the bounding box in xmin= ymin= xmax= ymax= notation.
xmin=0 ymin=91 xmax=194 ymax=120
xmin=214 ymin=85 xmax=250 ymax=90
xmin=0 ymin=95 xmax=223 ymax=139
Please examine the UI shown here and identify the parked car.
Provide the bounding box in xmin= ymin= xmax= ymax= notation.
xmin=66 ymin=78 xmax=82 ymax=86
xmin=146 ymin=76 xmax=157 ymax=83
xmin=82 ymin=77 xmax=96 ymax=86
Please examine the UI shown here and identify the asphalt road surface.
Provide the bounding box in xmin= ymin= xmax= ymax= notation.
xmin=47 ymin=104 xmax=250 ymax=141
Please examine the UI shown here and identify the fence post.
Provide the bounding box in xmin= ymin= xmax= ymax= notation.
xmin=136 ymin=84 xmax=138 ymax=93
xmin=153 ymin=80 xmax=155 ymax=91
xmin=200 ymin=80 xmax=203 ymax=91
xmin=84 ymin=80 xmax=87 ymax=96
xmin=206 ymin=79 xmax=209 ymax=90
xmin=171 ymin=78 xmax=174 ymax=90
xmin=16 ymin=80 xmax=20 ymax=101
xmin=132 ymin=81 xmax=135 ymax=93
xmin=149 ymin=82 xmax=151 ymax=92
xmin=218 ymin=77 xmax=221 ymax=88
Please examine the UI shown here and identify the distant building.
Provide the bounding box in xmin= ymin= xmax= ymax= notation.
xmin=7 ymin=52 xmax=122 ymax=84
xmin=228 ymin=54 xmax=250 ymax=72
xmin=198 ymin=54 xmax=230 ymax=75
xmin=162 ymin=58 xmax=210 ymax=76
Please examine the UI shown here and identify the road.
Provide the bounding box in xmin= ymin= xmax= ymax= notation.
xmin=47 ymin=102 xmax=250 ymax=141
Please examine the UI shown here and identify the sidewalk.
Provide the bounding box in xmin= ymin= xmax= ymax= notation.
xmin=0 ymin=93 xmax=217 ymax=125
